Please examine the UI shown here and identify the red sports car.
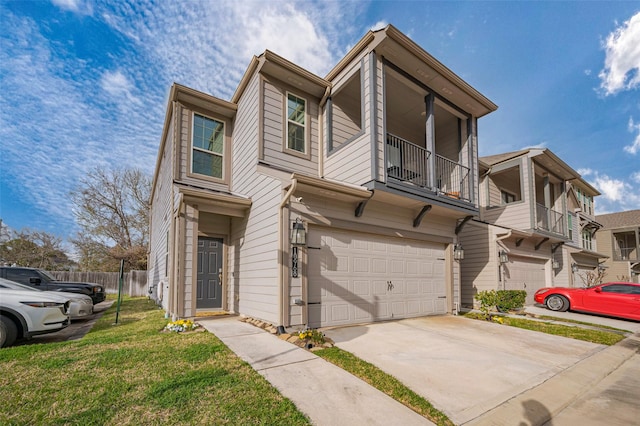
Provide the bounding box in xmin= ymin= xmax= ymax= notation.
xmin=534 ymin=282 xmax=640 ymax=321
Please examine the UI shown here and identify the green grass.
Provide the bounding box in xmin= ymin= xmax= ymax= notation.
xmin=315 ymin=347 xmax=454 ymax=426
xmin=531 ymin=314 xmax=632 ymax=333
xmin=464 ymin=312 xmax=626 ymax=346
xmin=0 ymin=297 xmax=309 ymax=426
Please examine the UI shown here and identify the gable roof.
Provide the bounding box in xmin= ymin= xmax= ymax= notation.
xmin=480 ymin=148 xmax=581 ymax=181
xmin=596 ymin=210 xmax=640 ymax=229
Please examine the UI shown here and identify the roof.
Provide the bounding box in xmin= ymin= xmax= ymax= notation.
xmin=596 ymin=209 xmax=640 ymax=229
xmin=480 ymin=148 xmax=580 ymax=181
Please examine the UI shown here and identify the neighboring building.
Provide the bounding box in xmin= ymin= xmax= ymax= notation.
xmin=596 ymin=210 xmax=640 ymax=283
xmin=458 ymin=149 xmax=606 ymax=307
xmin=147 ymin=25 xmax=497 ymax=328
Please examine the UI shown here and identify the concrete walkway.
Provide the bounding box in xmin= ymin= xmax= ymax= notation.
xmin=198 ymin=316 xmax=432 ymax=426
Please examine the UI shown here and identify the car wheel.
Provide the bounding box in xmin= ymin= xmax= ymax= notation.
xmin=545 ymin=295 xmax=569 ymax=312
xmin=0 ymin=315 xmax=18 ymax=348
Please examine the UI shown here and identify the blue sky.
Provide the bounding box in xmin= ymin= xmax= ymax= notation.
xmin=1 ymin=0 xmax=639 ymax=244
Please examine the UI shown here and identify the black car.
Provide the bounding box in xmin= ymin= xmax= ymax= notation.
xmin=0 ymin=267 xmax=106 ymax=305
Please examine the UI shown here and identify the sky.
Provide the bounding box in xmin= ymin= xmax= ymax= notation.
xmin=1 ymin=0 xmax=639 ymax=244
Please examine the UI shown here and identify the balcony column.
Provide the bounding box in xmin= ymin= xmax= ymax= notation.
xmin=425 ymin=93 xmax=435 ymax=190
xmin=543 ymin=175 xmax=552 ymax=230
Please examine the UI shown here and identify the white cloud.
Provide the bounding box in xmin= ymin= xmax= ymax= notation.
xmin=0 ymin=2 xmax=369 ymax=236
xmin=371 ymin=20 xmax=388 ymax=31
xmin=587 ymin=171 xmax=640 ymax=214
xmin=598 ymin=12 xmax=640 ymax=96
xmin=100 ymin=70 xmax=141 ymax=106
xmin=51 ymin=0 xmax=93 ymax=15
xmin=624 ymin=116 xmax=640 ymax=154
xmin=577 ymin=168 xmax=594 ymax=177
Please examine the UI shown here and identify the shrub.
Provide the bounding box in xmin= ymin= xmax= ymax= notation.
xmin=495 ymin=290 xmax=526 ymax=312
xmin=474 ymin=290 xmax=498 ymax=319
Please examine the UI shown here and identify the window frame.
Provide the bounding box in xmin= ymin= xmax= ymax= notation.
xmin=188 ymin=111 xmax=227 ymax=182
xmin=283 ymin=91 xmax=310 ymax=159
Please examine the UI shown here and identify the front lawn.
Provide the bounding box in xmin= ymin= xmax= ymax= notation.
xmin=0 ymin=297 xmax=309 ymax=425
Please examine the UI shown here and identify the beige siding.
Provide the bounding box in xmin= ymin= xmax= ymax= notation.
xmin=230 ymin=73 xmax=281 ymax=324
xmin=262 ymin=78 xmax=320 ymax=175
xmin=458 ymin=221 xmax=498 ymax=307
xmin=482 ymin=161 xmax=532 ymax=230
xmin=181 ymin=204 xmax=197 ymax=317
xmin=324 ymin=52 xmax=373 ymax=185
xmin=148 ymin=116 xmax=175 ymax=312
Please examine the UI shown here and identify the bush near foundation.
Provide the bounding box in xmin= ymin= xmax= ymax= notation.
xmin=475 ymin=290 xmax=527 ymax=319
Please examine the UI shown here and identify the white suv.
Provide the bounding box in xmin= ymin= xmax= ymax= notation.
xmin=0 ymin=289 xmax=70 ymax=348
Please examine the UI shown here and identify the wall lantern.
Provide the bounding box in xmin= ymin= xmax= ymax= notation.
xmin=499 ymin=251 xmax=509 ymax=264
xmin=291 ymin=218 xmax=307 ymax=246
xmin=552 ymin=260 xmax=560 ymax=270
xmin=291 ymin=218 xmax=306 ymax=278
xmin=571 ymin=263 xmax=579 ymax=273
xmin=453 ymin=243 xmax=464 ymax=261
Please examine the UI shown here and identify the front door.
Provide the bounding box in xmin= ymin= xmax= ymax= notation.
xmin=196 ymin=237 xmax=223 ymax=309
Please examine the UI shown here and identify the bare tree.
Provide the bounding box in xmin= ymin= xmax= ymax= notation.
xmin=578 ymin=268 xmax=606 ymax=287
xmin=0 ymin=228 xmax=74 ymax=270
xmin=70 ymin=167 xmax=150 ymax=271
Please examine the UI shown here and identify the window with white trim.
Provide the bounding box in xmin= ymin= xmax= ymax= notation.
xmin=192 ymin=113 xmax=224 ymax=179
xmin=286 ymin=93 xmax=306 ymax=154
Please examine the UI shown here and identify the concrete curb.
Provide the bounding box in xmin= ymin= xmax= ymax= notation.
xmin=465 ymin=333 xmax=640 ymax=425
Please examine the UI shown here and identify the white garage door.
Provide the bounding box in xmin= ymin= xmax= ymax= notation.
xmin=504 ymin=256 xmax=547 ymax=305
xmin=307 ymin=227 xmax=447 ymax=328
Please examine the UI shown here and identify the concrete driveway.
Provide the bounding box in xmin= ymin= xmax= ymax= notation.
xmin=323 ymin=315 xmax=605 ymax=425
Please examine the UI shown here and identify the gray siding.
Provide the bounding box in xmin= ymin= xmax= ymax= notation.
xmin=230 ymin=73 xmax=281 ymax=324
xmin=324 ymin=51 xmax=373 ymax=185
xmin=148 ymin=115 xmax=175 ymax=311
xmin=482 ymin=160 xmax=532 ymax=230
xmin=262 ymin=78 xmax=319 ymax=175
xmin=458 ymin=221 xmax=497 ymax=307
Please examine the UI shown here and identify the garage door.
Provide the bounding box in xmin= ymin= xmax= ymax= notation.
xmin=307 ymin=227 xmax=447 ymax=328
xmin=503 ymin=256 xmax=547 ymax=305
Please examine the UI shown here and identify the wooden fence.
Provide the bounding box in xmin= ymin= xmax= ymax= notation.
xmin=48 ymin=270 xmax=148 ymax=297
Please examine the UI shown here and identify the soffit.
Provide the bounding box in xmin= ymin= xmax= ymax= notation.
xmin=173 ymin=83 xmax=237 ymax=118
xmin=375 ymin=29 xmax=497 ymax=118
xmin=177 ymin=185 xmax=251 ymax=218
xmin=260 ymin=51 xmax=330 ymax=99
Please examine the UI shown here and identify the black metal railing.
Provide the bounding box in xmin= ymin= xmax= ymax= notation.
xmin=386 ymin=134 xmax=430 ymax=188
xmin=435 ymin=154 xmax=470 ymax=202
xmin=536 ymin=203 xmax=565 ymax=235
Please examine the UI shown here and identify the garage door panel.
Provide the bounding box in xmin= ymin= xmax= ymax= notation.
xmin=505 ymin=256 xmax=547 ymax=305
xmin=308 ymin=228 xmax=447 ymax=328
xmin=354 ymin=280 xmax=371 ymax=297
xmin=373 ymin=280 xmax=387 ymax=295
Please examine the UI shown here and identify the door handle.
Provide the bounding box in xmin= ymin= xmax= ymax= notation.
xmin=218 ymin=268 xmax=223 ymax=284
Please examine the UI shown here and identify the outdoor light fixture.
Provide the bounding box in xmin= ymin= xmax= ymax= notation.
xmin=290 ymin=217 xmax=306 ymax=246
xmin=552 ymin=260 xmax=560 ymax=270
xmin=571 ymin=263 xmax=579 ymax=273
xmin=499 ymin=251 xmax=509 ymax=264
xmin=453 ymin=243 xmax=464 ymax=261
xmin=291 ymin=218 xmax=306 ymax=278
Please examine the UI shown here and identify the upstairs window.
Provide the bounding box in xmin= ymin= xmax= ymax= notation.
xmin=501 ymin=190 xmax=516 ymax=204
xmin=286 ymin=93 xmax=307 ymax=154
xmin=192 ymin=113 xmax=224 ymax=179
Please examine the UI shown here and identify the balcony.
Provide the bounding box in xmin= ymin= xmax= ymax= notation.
xmin=386 ymin=133 xmax=471 ymax=202
xmin=536 ymin=203 xmax=565 ymax=235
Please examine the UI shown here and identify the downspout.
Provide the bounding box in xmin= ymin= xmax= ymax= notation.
xmin=278 ymin=178 xmax=298 ymax=328
xmin=495 ymin=230 xmax=512 ymax=290
xmin=172 ymin=192 xmax=184 ymax=319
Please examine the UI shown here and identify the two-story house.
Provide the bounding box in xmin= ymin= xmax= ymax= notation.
xmin=596 ymin=210 xmax=640 ymax=283
xmin=147 ymin=25 xmax=497 ymax=328
xmin=458 ymin=149 xmax=606 ymax=306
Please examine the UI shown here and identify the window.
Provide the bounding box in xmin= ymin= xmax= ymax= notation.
xmin=192 ymin=113 xmax=224 ymax=179
xmin=582 ymin=230 xmax=593 ymax=251
xmin=501 ymin=190 xmax=516 ymax=204
xmin=601 ymin=284 xmax=640 ymax=294
xmin=287 ymin=93 xmax=306 ymax=154
xmin=568 ymin=214 xmax=573 ymax=240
